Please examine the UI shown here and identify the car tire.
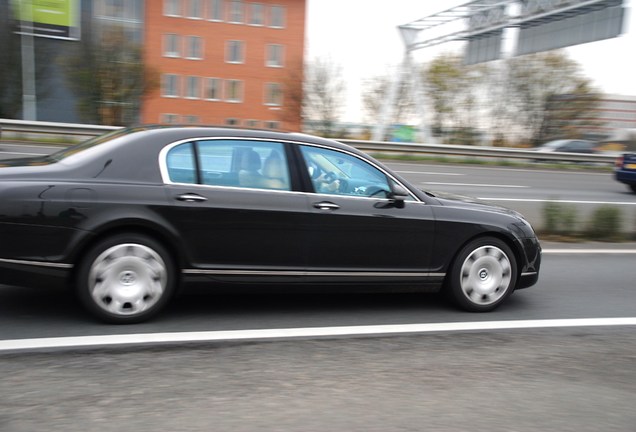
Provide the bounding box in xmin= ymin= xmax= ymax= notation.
xmin=76 ymin=233 xmax=176 ymax=324
xmin=630 ymin=184 xmax=636 ymax=194
xmin=447 ymin=237 xmax=517 ymax=312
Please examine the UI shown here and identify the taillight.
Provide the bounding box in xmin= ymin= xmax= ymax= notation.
xmin=615 ymin=155 xmax=624 ymax=169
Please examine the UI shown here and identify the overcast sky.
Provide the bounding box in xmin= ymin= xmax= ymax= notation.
xmin=305 ymin=0 xmax=636 ymax=123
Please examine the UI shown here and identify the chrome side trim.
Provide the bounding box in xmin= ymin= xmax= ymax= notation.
xmin=183 ymin=269 xmax=445 ymax=278
xmin=0 ymin=258 xmax=74 ymax=269
xmin=521 ymin=272 xmax=538 ymax=277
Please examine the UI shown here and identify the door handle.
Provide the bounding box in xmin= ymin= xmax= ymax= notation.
xmin=313 ymin=201 xmax=340 ymax=211
xmin=176 ymin=193 xmax=208 ymax=202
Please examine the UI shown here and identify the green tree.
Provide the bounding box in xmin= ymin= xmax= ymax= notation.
xmin=500 ymin=51 xmax=600 ymax=145
xmin=423 ymin=53 xmax=490 ymax=144
xmin=62 ymin=28 xmax=158 ymax=126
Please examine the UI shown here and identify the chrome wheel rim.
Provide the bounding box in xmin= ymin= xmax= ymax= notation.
xmin=88 ymin=243 xmax=167 ymax=316
xmin=460 ymin=245 xmax=512 ymax=306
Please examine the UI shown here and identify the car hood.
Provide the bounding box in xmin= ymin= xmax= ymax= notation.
xmin=424 ymin=189 xmax=521 ymax=217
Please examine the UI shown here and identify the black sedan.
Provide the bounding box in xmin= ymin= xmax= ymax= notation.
xmin=0 ymin=126 xmax=541 ymax=323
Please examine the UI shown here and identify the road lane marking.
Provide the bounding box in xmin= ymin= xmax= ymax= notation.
xmin=543 ymin=249 xmax=636 ymax=254
xmin=424 ymin=182 xmax=529 ymax=188
xmin=396 ymin=171 xmax=465 ymax=176
xmin=1 ymin=318 xmax=635 ymax=353
xmin=480 ymin=198 xmax=636 ymax=205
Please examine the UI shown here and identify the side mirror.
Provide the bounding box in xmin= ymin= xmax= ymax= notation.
xmin=387 ymin=184 xmax=409 ymax=208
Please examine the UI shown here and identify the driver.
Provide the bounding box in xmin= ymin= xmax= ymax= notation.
xmin=308 ymin=162 xmax=340 ymax=193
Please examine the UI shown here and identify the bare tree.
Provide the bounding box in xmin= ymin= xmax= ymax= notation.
xmin=303 ymin=57 xmax=345 ymax=137
xmin=362 ymin=71 xmax=415 ymax=126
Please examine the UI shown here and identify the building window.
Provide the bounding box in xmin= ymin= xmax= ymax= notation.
xmin=183 ymin=115 xmax=200 ymax=124
xmin=228 ymin=0 xmax=244 ymax=23
xmin=269 ymin=5 xmax=285 ymax=28
xmin=249 ymin=3 xmax=264 ymax=25
xmin=226 ymin=118 xmax=240 ymax=126
xmin=205 ymin=78 xmax=222 ymax=100
xmin=226 ymin=40 xmax=245 ymax=64
xmin=162 ymin=114 xmax=180 ymax=123
xmin=208 ymin=0 xmax=224 ymax=20
xmin=245 ymin=119 xmax=260 ymax=128
xmin=265 ymin=44 xmax=284 ymax=67
xmin=186 ymin=36 xmax=203 ymax=59
xmin=186 ymin=0 xmax=203 ymax=18
xmin=164 ymin=0 xmax=181 ymax=16
xmin=265 ymin=83 xmax=282 ymax=106
xmin=264 ymin=121 xmax=280 ymax=130
xmin=186 ymin=76 xmax=201 ymax=99
xmin=162 ymin=74 xmax=180 ymax=97
xmin=164 ymin=34 xmax=181 ymax=57
xmin=226 ymin=80 xmax=243 ymax=102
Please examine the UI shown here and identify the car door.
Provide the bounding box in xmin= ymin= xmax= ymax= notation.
xmin=160 ymin=138 xmax=308 ymax=272
xmin=298 ymin=144 xmax=435 ymax=276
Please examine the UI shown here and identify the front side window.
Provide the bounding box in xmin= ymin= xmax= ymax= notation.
xmin=195 ymin=140 xmax=290 ymax=190
xmin=300 ymin=146 xmax=393 ymax=198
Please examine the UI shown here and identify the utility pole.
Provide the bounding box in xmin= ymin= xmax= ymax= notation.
xmin=20 ymin=0 xmax=37 ymax=120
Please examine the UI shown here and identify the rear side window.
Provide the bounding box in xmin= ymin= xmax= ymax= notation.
xmin=166 ymin=142 xmax=196 ymax=183
xmin=165 ymin=139 xmax=290 ymax=191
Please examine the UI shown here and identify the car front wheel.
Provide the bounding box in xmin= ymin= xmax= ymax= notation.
xmin=447 ymin=237 xmax=517 ymax=312
xmin=76 ymin=233 xmax=176 ymax=323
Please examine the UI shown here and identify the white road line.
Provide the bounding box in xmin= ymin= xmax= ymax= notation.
xmin=480 ymin=198 xmax=636 ymax=205
xmin=543 ymin=249 xmax=636 ymax=254
xmin=1 ymin=318 xmax=635 ymax=353
xmin=425 ymin=182 xmax=529 ymax=188
xmin=396 ymin=171 xmax=465 ymax=176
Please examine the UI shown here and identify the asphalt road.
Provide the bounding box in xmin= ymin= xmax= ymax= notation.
xmin=1 ymin=254 xmax=635 ymax=432
xmin=1 ymin=142 xmax=635 ymax=431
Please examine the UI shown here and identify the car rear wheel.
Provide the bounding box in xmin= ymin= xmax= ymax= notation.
xmin=447 ymin=237 xmax=517 ymax=312
xmin=630 ymin=184 xmax=636 ymax=194
xmin=76 ymin=233 xmax=175 ymax=323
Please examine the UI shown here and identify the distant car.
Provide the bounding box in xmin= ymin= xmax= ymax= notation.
xmin=0 ymin=126 xmax=541 ymax=323
xmin=534 ymin=139 xmax=598 ymax=154
xmin=615 ymin=153 xmax=636 ymax=193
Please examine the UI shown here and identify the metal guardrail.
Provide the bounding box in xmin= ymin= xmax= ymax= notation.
xmin=0 ymin=118 xmax=618 ymax=164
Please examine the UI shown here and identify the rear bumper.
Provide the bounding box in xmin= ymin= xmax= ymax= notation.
xmin=615 ymin=170 xmax=636 ymax=185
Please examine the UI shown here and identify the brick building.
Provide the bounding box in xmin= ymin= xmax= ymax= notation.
xmin=0 ymin=0 xmax=306 ymax=131
xmin=143 ymin=0 xmax=306 ymax=131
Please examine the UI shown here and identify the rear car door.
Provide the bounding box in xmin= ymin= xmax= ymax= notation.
xmin=159 ymin=138 xmax=308 ymax=272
